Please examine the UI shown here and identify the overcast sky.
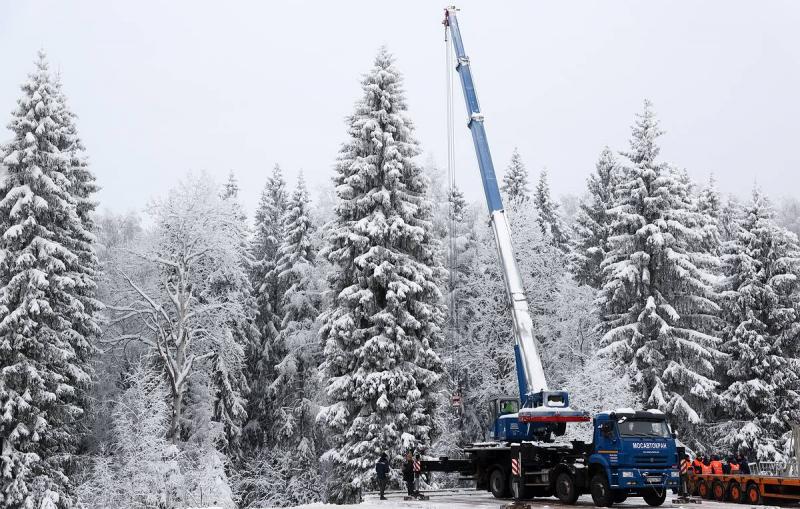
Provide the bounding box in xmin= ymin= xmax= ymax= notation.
xmin=1 ymin=1 xmax=799 ymax=217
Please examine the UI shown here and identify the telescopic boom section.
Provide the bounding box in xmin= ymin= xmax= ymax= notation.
xmin=444 ymin=7 xmax=589 ymax=425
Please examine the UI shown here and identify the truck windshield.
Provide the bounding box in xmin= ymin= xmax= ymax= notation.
xmin=617 ymin=419 xmax=671 ymax=438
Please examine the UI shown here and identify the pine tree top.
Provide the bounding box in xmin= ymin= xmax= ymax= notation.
xmin=623 ymin=99 xmax=664 ymax=166
xmin=502 ymin=148 xmax=530 ymax=203
xmin=223 ymin=171 xmax=240 ymax=199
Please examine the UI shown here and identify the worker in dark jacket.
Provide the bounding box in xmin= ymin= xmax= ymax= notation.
xmin=737 ymin=453 xmax=751 ymax=474
xmin=402 ymin=452 xmax=416 ymax=497
xmin=376 ymin=453 xmax=390 ymax=500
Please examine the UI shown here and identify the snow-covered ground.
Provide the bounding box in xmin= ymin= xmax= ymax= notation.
xmin=255 ymin=490 xmax=792 ymax=509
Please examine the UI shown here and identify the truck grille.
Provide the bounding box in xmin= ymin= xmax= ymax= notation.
xmin=634 ymin=455 xmax=669 ymax=467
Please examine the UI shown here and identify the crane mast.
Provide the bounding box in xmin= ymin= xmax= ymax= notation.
xmin=444 ymin=7 xmax=588 ymax=433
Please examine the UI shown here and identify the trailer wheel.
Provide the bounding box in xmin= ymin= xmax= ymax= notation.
xmin=727 ymin=481 xmax=743 ymax=503
xmin=746 ymin=483 xmax=761 ymax=505
xmin=697 ymin=480 xmax=710 ymax=499
xmin=490 ymin=468 xmax=509 ymax=499
xmin=712 ymin=481 xmax=726 ymax=501
xmin=555 ymin=472 xmax=579 ymax=505
xmin=643 ymin=490 xmax=666 ymax=506
xmin=590 ymin=473 xmax=613 ymax=507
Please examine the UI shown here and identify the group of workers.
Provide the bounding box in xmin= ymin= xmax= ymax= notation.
xmin=681 ymin=453 xmax=751 ymax=476
xmin=375 ymin=452 xmax=424 ymax=500
xmin=679 ymin=452 xmax=751 ymax=495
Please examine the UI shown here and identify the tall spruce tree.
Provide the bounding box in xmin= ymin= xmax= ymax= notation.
xmin=534 ymin=169 xmax=569 ymax=250
xmin=213 ymin=173 xmax=256 ymax=459
xmin=697 ymin=175 xmax=722 ymax=257
xmin=0 ymin=52 xmax=94 ymax=509
xmin=245 ymin=164 xmax=287 ymax=447
xmin=598 ymin=101 xmax=723 ymax=433
xmin=718 ymin=188 xmax=800 ymax=461
xmin=571 ymin=147 xmax=618 ymax=288
xmin=501 ymin=148 xmax=530 ymax=204
xmin=319 ymin=48 xmax=443 ymax=503
xmin=272 ymin=173 xmax=321 ymax=444
xmin=52 ymin=66 xmax=102 ymax=444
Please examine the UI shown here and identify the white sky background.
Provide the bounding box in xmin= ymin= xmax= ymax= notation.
xmin=1 ymin=1 xmax=799 ymax=218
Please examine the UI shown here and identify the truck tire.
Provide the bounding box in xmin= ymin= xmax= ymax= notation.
xmin=555 ymin=472 xmax=579 ymax=505
xmin=697 ymin=480 xmax=710 ymax=499
xmin=590 ymin=473 xmax=613 ymax=507
xmin=643 ymin=490 xmax=667 ymax=506
xmin=612 ymin=493 xmax=628 ymax=503
xmin=745 ymin=483 xmax=761 ymax=505
xmin=490 ymin=468 xmax=509 ymax=499
xmin=712 ymin=480 xmax=726 ymax=501
xmin=727 ymin=481 xmax=743 ymax=503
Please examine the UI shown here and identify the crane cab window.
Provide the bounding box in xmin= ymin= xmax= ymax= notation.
xmin=546 ymin=393 xmax=566 ymax=407
xmin=499 ymin=400 xmax=519 ymax=415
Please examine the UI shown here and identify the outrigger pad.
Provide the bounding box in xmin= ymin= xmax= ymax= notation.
xmin=518 ymin=406 xmax=590 ymax=423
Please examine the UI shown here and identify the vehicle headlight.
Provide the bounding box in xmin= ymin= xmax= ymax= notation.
xmin=622 ymin=471 xmax=634 ymax=478
xmin=670 ymin=471 xmax=680 ymax=477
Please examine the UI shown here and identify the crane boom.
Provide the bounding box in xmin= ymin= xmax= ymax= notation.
xmin=444 ymin=7 xmax=589 ymax=434
xmin=444 ymin=7 xmax=546 ymax=398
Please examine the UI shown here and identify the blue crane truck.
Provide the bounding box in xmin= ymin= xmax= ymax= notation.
xmin=420 ymin=8 xmax=681 ymax=506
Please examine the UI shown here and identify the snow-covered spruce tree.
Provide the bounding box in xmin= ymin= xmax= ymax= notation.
xmin=0 ymin=52 xmax=95 ymax=508
xmin=434 ymin=184 xmax=481 ymax=451
xmin=597 ymin=100 xmax=724 ymax=436
xmin=271 ymin=173 xmax=322 ymax=445
xmin=570 ymin=147 xmax=619 ymax=288
xmin=319 ymin=48 xmax=444 ymax=503
xmin=697 ymin=175 xmax=722 ymax=256
xmin=534 ymin=169 xmax=569 ymax=250
xmin=245 ymin=164 xmax=288 ymax=448
xmin=720 ymin=195 xmax=743 ymax=244
xmin=211 ymin=173 xmax=256 ymax=459
xmin=501 ymin=148 xmax=530 ymax=204
xmin=717 ymin=188 xmax=800 ymax=461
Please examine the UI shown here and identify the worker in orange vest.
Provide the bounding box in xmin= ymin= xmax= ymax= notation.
xmin=692 ymin=456 xmax=703 ymax=473
xmin=710 ymin=454 xmax=724 ymax=475
xmin=729 ymin=456 xmax=740 ymax=474
xmin=701 ymin=457 xmax=713 ymax=474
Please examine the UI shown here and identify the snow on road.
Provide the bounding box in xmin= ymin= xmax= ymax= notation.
xmin=257 ymin=490 xmax=789 ymax=509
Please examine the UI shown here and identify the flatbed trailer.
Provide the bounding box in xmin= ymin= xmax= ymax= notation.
xmin=688 ymin=471 xmax=800 ymax=505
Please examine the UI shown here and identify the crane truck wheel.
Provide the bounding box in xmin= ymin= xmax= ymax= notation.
xmin=555 ymin=472 xmax=579 ymax=504
xmin=490 ymin=468 xmax=510 ymax=499
xmin=590 ymin=473 xmax=614 ymax=507
xmin=727 ymin=481 xmax=743 ymax=503
xmin=697 ymin=480 xmax=710 ymax=499
xmin=746 ymin=483 xmax=762 ymax=505
xmin=712 ymin=481 xmax=726 ymax=501
xmin=643 ymin=490 xmax=666 ymax=506
xmin=612 ymin=493 xmax=627 ymax=503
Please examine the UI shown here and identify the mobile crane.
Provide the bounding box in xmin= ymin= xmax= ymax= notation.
xmin=420 ymin=8 xmax=680 ymax=506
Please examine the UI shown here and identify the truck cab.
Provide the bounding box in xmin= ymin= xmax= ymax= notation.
xmin=586 ymin=410 xmax=680 ymax=506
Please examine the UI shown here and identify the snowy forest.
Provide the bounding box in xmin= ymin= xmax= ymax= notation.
xmin=2 ymin=47 xmax=800 ymax=509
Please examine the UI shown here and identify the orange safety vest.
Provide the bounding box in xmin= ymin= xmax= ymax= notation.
xmin=710 ymin=460 xmax=723 ymax=475
xmin=729 ymin=462 xmax=740 ymax=474
xmin=680 ymin=459 xmax=691 ymax=474
xmin=701 ymin=463 xmax=712 ymax=474
xmin=692 ymin=459 xmax=703 ymax=473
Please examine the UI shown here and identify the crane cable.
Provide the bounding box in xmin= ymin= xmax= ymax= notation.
xmin=445 ymin=22 xmax=459 ymax=385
